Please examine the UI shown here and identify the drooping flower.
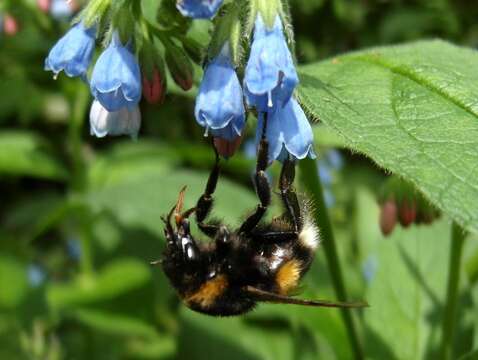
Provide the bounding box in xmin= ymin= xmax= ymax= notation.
xmin=256 ymin=98 xmax=315 ymax=162
xmin=44 ymin=21 xmax=96 ymax=79
xmin=89 ymin=100 xmax=141 ymax=139
xmin=195 ymin=44 xmax=245 ymax=141
xmin=176 ymin=0 xmax=224 ymax=19
xmin=90 ymin=32 xmax=142 ymax=112
xmin=244 ymin=15 xmax=298 ymax=111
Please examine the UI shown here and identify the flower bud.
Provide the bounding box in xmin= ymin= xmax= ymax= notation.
xmin=4 ymin=15 xmax=19 ymax=36
xmin=379 ymin=200 xmax=397 ymax=236
xmin=398 ymin=200 xmax=417 ymax=227
xmin=165 ymin=41 xmax=194 ymax=91
xmin=37 ymin=0 xmax=51 ymax=13
xmin=143 ymin=69 xmax=166 ymax=105
xmin=140 ymin=42 xmax=167 ymax=104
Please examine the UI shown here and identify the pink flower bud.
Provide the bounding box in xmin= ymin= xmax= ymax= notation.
xmin=142 ymin=69 xmax=166 ymax=104
xmin=398 ymin=200 xmax=417 ymax=227
xmin=37 ymin=0 xmax=51 ymax=13
xmin=4 ymin=15 xmax=19 ymax=36
xmin=379 ymin=200 xmax=397 ymax=236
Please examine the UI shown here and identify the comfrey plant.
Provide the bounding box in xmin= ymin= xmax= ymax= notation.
xmin=192 ymin=0 xmax=315 ymax=161
xmin=44 ymin=0 xmax=315 ymax=162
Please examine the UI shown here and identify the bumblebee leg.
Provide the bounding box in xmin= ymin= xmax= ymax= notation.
xmin=195 ymin=147 xmax=221 ymax=237
xmin=279 ymin=159 xmax=302 ymax=231
xmin=239 ymin=120 xmax=271 ymax=234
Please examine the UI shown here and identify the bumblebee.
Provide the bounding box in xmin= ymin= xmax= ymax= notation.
xmin=153 ymin=135 xmax=367 ymax=316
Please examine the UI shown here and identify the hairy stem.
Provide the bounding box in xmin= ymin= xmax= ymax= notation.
xmin=299 ymin=158 xmax=364 ymax=360
xmin=441 ymin=222 xmax=466 ymax=360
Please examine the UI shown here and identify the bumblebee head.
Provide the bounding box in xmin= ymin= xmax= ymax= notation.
xmin=160 ymin=187 xmax=205 ymax=294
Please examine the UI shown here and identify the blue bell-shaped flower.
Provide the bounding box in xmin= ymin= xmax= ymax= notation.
xmin=257 ymin=97 xmax=315 ymax=162
xmin=44 ymin=21 xmax=96 ymax=79
xmin=90 ymin=32 xmax=142 ymax=112
xmin=244 ymin=15 xmax=298 ymax=112
xmin=176 ymin=0 xmax=224 ymax=19
xmin=195 ymin=44 xmax=245 ymax=141
xmin=89 ymin=100 xmax=141 ymax=139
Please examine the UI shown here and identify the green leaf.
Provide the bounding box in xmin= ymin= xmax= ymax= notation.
xmin=0 ymin=131 xmax=67 ymax=180
xmin=47 ymin=258 xmax=151 ymax=309
xmin=71 ymin=308 xmax=157 ymax=338
xmin=360 ymin=218 xmax=476 ymax=359
xmin=299 ymin=40 xmax=478 ymax=234
xmin=0 ymin=256 xmax=28 ymax=309
xmin=141 ymin=0 xmax=162 ymax=27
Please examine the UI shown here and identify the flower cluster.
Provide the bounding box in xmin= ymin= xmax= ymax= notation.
xmin=45 ymin=16 xmax=143 ymax=138
xmin=378 ymin=176 xmax=441 ymax=236
xmin=193 ymin=2 xmax=315 ymax=162
xmin=44 ymin=0 xmax=315 ymax=163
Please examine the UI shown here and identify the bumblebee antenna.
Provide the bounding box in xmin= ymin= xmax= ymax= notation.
xmin=245 ymin=286 xmax=368 ymax=309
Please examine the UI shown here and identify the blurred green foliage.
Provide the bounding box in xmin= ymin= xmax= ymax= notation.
xmin=1 ymin=0 xmax=478 ymax=359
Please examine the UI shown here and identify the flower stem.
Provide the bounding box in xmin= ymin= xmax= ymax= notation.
xmin=299 ymin=158 xmax=364 ymax=360
xmin=441 ymin=222 xmax=466 ymax=360
xmin=68 ymin=84 xmax=93 ymax=276
xmin=68 ymin=83 xmax=90 ymax=192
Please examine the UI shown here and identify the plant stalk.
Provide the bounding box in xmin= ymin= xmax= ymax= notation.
xmin=68 ymin=84 xmax=93 ymax=275
xmin=299 ymin=158 xmax=364 ymax=360
xmin=441 ymin=222 xmax=466 ymax=360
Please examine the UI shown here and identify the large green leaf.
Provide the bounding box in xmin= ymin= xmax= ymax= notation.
xmin=358 ymin=200 xmax=475 ymax=360
xmin=0 ymin=131 xmax=67 ymax=180
xmin=299 ymin=40 xmax=478 ymax=234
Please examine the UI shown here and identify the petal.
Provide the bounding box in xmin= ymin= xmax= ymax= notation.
xmin=45 ymin=22 xmax=95 ymax=78
xmin=95 ymin=88 xmax=129 ymax=112
xmin=89 ymin=100 xmax=141 ymax=139
xmin=90 ymin=33 xmax=141 ymax=111
xmin=257 ymin=98 xmax=315 ymax=162
xmin=194 ymin=50 xmax=245 ymax=135
xmin=177 ymin=0 xmax=224 ymax=19
xmin=244 ymin=15 xmax=299 ymax=109
xmin=281 ymin=99 xmax=315 ymax=159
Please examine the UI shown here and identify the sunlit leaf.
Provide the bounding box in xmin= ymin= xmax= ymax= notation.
xmin=299 ymin=40 xmax=478 ymax=234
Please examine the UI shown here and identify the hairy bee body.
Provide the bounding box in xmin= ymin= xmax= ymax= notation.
xmin=155 ymin=141 xmax=366 ymax=316
xmin=161 ymin=212 xmax=319 ymax=316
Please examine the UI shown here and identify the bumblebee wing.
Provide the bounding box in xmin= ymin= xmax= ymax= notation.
xmin=245 ymin=286 xmax=368 ymax=309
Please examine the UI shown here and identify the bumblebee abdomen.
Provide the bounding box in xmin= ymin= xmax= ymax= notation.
xmin=183 ymin=274 xmax=255 ymax=316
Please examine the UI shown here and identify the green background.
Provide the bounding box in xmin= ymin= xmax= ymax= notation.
xmin=1 ymin=0 xmax=478 ymax=359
